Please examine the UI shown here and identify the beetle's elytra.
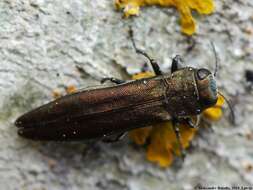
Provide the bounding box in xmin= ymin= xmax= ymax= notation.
xmin=15 ymin=29 xmax=218 ymax=144
xmin=15 ymin=66 xmax=218 ymax=141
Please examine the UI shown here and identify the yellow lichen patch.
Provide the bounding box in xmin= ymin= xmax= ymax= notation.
xmin=132 ymin=71 xmax=155 ymax=79
xmin=147 ymin=139 xmax=174 ymax=167
xmin=129 ymin=127 xmax=152 ymax=145
xmin=203 ymin=94 xmax=224 ymax=121
xmin=146 ymin=122 xmax=174 ymax=167
xmin=115 ymin=0 xmax=142 ymax=17
xmin=145 ymin=121 xmax=197 ymax=167
xmin=114 ymin=0 xmax=215 ymax=35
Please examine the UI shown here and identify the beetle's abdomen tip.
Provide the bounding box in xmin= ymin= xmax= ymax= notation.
xmin=15 ymin=117 xmax=33 ymax=139
xmin=15 ymin=117 xmax=35 ymax=138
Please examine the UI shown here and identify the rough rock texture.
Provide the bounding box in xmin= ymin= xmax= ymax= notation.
xmin=1 ymin=0 xmax=253 ymax=189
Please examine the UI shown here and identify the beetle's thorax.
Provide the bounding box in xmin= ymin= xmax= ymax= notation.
xmin=162 ymin=67 xmax=217 ymax=117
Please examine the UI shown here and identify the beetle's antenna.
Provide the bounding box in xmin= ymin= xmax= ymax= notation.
xmin=210 ymin=42 xmax=218 ymax=77
xmin=129 ymin=27 xmax=154 ymax=65
xmin=218 ymin=92 xmax=236 ymax=125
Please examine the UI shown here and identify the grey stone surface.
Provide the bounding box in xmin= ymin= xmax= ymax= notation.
xmin=0 ymin=0 xmax=253 ymax=189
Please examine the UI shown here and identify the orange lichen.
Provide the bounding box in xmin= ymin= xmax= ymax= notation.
xmin=65 ymin=85 xmax=77 ymax=94
xmin=114 ymin=0 xmax=215 ymax=35
xmin=242 ymin=160 xmax=253 ymax=173
xmin=52 ymin=85 xmax=77 ymax=99
xmin=52 ymin=90 xmax=61 ymax=99
xmin=128 ymin=71 xmax=224 ymax=167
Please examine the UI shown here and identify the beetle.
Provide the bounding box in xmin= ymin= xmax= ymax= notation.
xmin=15 ymin=29 xmax=222 ymax=155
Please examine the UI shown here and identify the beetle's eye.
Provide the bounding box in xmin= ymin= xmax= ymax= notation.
xmin=197 ymin=69 xmax=211 ymax=80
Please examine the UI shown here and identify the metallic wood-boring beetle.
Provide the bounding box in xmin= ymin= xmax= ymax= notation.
xmin=15 ymin=29 xmax=220 ymax=154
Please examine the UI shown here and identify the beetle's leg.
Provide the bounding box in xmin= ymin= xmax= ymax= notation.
xmin=185 ymin=116 xmax=200 ymax=129
xmin=129 ymin=28 xmax=162 ymax=76
xmin=102 ymin=132 xmax=127 ymax=143
xmin=172 ymin=118 xmax=186 ymax=159
xmin=171 ymin=55 xmax=184 ymax=73
xmin=101 ymin=77 xmax=125 ymax=85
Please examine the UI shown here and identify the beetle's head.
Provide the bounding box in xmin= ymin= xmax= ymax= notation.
xmin=195 ymin=68 xmax=218 ymax=109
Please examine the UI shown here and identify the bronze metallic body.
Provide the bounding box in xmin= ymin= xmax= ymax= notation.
xmin=15 ymin=67 xmax=217 ymax=141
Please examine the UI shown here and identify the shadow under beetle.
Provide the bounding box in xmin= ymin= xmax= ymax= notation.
xmin=15 ymin=28 xmax=226 ymax=157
